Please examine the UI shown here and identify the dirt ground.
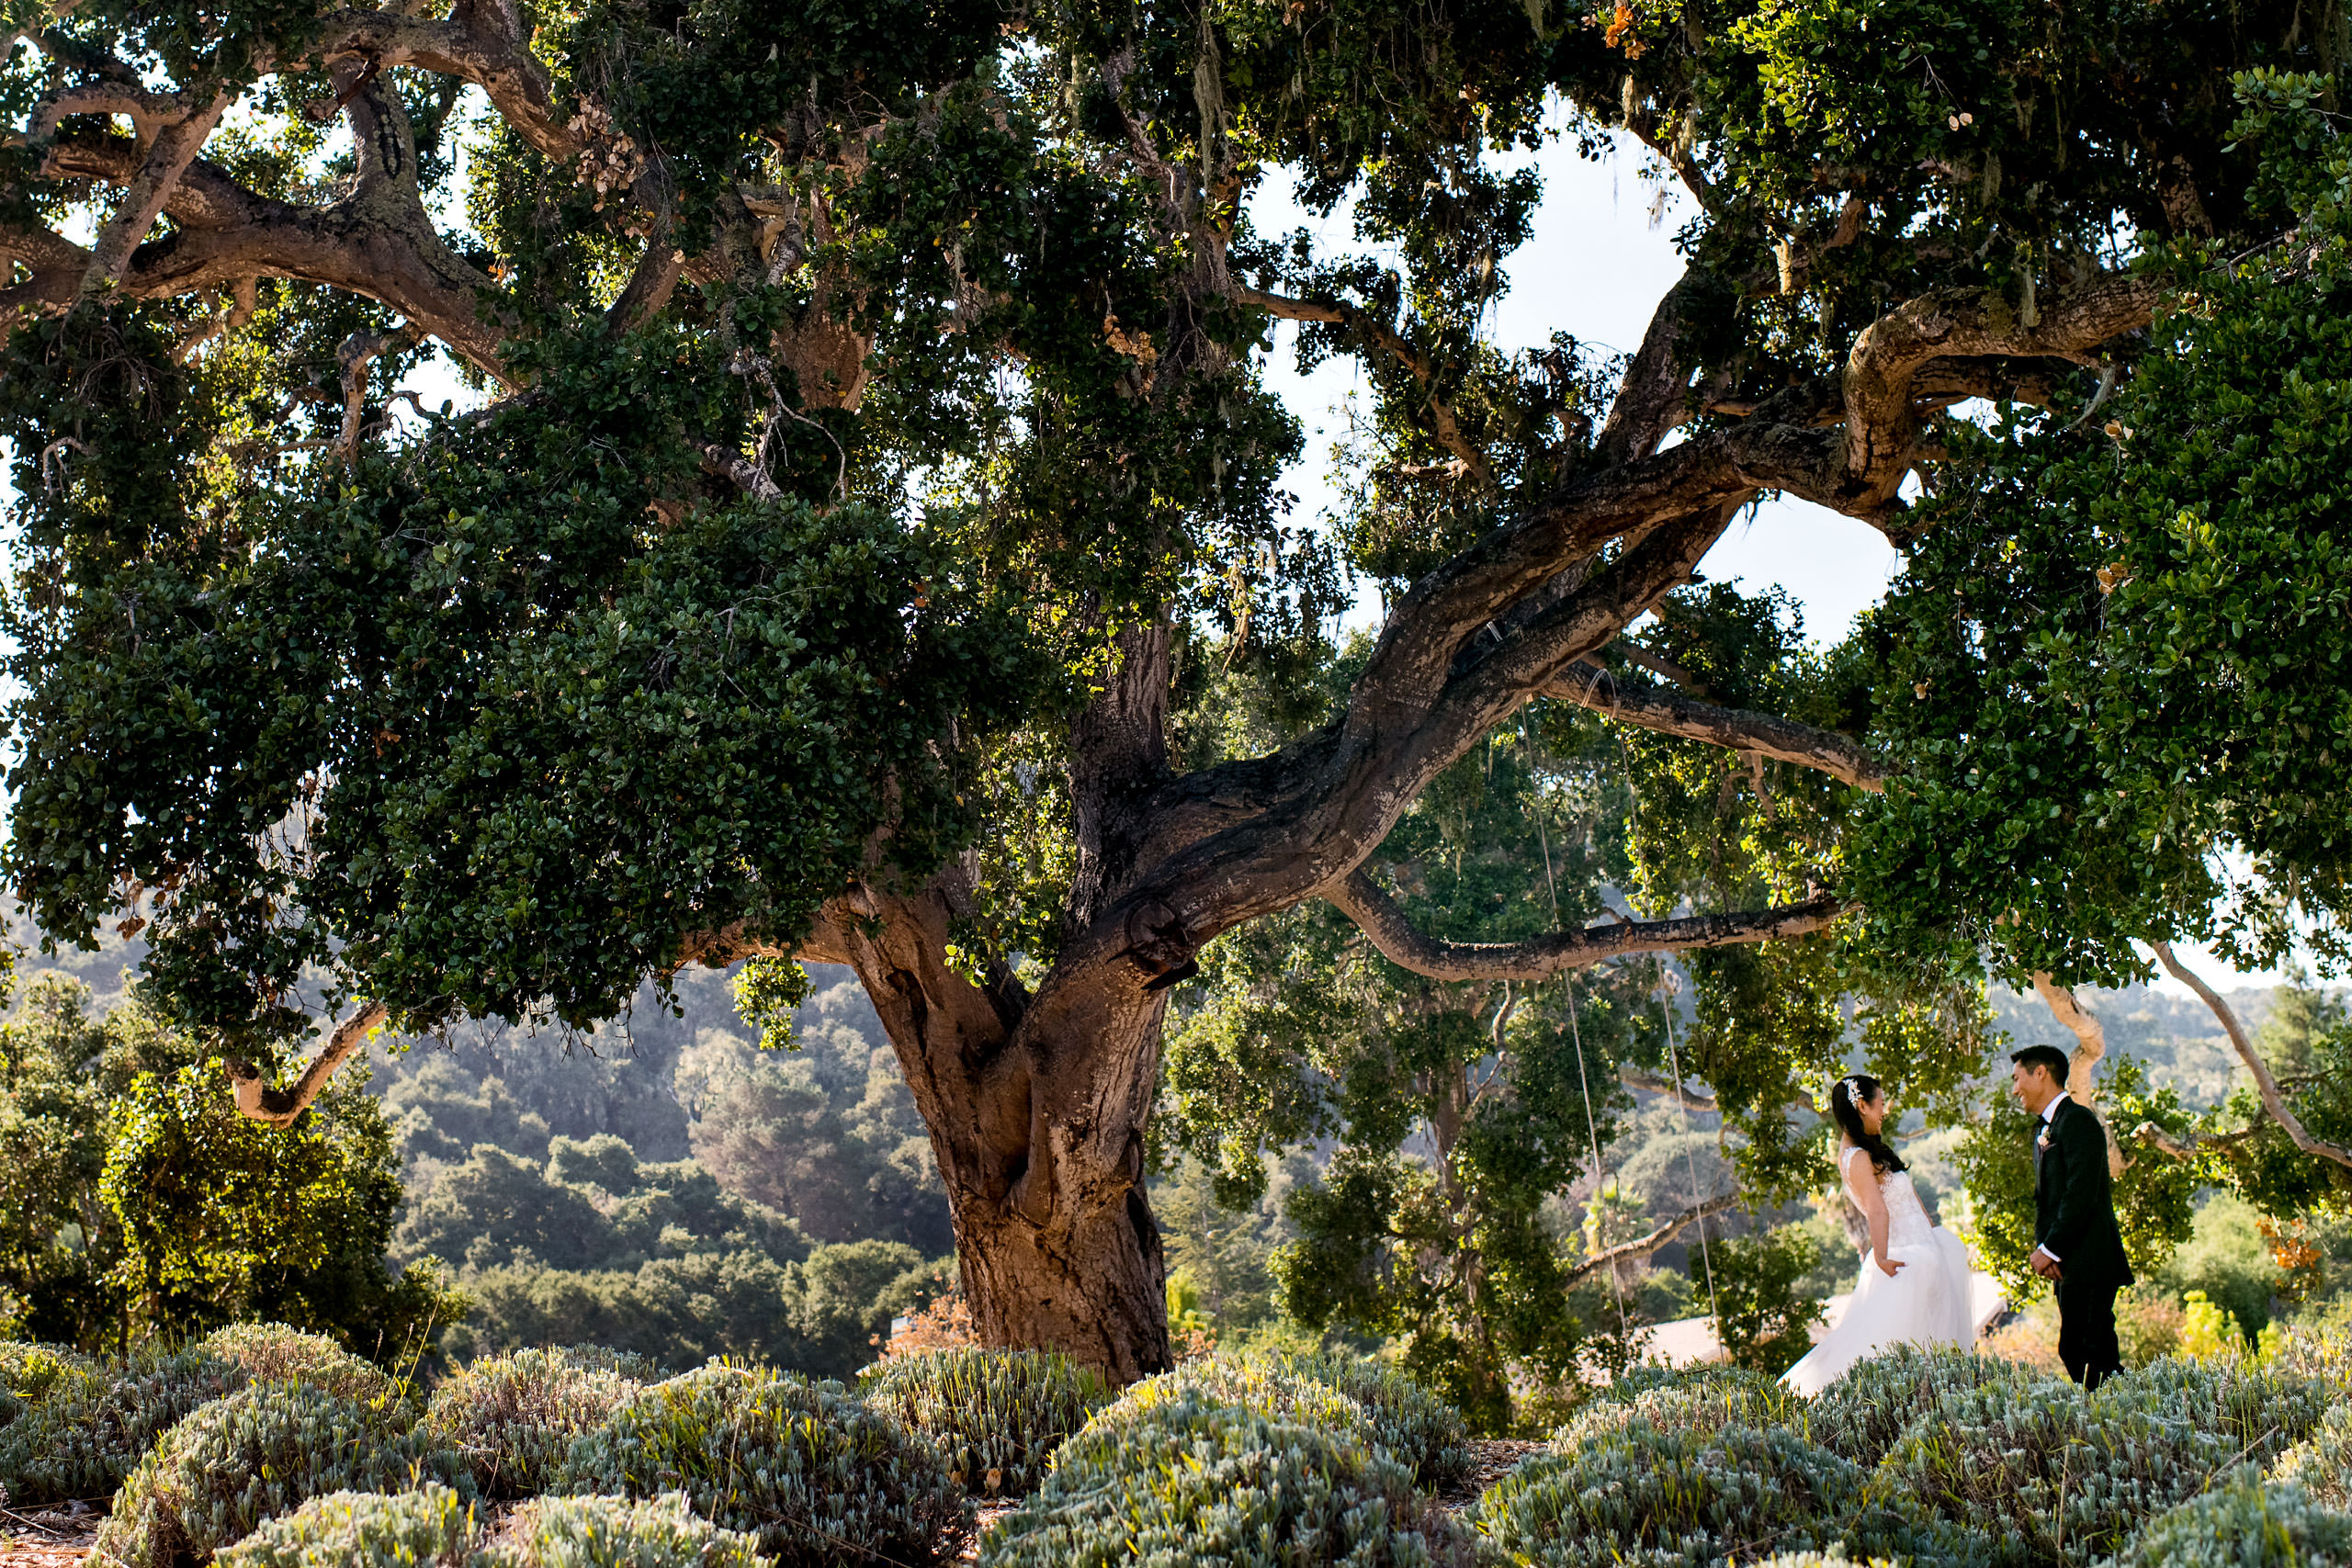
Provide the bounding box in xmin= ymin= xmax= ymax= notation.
xmin=0 ymin=1503 xmax=99 ymax=1568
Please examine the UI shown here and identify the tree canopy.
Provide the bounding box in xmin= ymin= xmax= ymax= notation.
xmin=8 ymin=0 xmax=2352 ymax=1378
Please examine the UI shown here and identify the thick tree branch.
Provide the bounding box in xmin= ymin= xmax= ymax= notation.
xmin=224 ymin=1001 xmax=389 ymax=1127
xmin=2152 ymin=940 xmax=2352 ymax=1172
xmin=1122 ymin=503 xmax=1746 ymax=975
xmin=20 ymin=134 xmax=511 ymax=379
xmin=1597 ymin=269 xmax=1713 ymax=464
xmin=1545 ymin=661 xmax=1888 ymax=791
xmin=1565 ymin=1191 xmax=1743 ymax=1284
xmin=77 ymin=89 xmax=234 ymax=296
xmin=1329 ymin=868 xmax=1843 ymax=983
xmin=1093 ymin=273 xmax=2143 ymax=1008
xmin=1837 ymin=272 xmax=2160 ymax=510
xmin=304 ymin=5 xmax=576 ymax=161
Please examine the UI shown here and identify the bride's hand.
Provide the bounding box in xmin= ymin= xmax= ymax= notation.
xmin=1874 ymin=1252 xmax=1906 ymax=1278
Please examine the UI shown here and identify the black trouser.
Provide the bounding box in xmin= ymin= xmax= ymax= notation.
xmin=2056 ymin=1277 xmax=2122 ymax=1390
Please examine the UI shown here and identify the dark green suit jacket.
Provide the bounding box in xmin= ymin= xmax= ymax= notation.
xmin=2031 ymin=1097 xmax=2135 ymax=1290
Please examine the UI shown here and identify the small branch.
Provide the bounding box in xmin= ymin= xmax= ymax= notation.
xmin=1238 ymin=286 xmax=1494 ymax=488
xmin=1565 ymin=1191 xmax=1743 ymax=1284
xmin=223 ymin=1001 xmax=389 ymax=1127
xmin=1547 ymin=661 xmax=1889 ymax=791
xmin=1621 ymin=1066 xmax=1717 ymax=1111
xmin=1329 ymin=868 xmax=1844 ymax=984
xmin=2152 ymin=940 xmax=2352 ymax=1172
xmin=337 ymin=323 xmax=417 ymax=467
xmin=1611 ymin=640 xmax=1717 ymax=698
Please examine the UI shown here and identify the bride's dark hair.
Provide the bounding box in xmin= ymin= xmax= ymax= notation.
xmin=1831 ymin=1074 xmax=1907 ymax=1175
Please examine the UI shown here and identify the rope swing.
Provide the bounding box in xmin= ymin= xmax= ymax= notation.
xmin=1522 ymin=716 xmax=1630 ymax=1342
xmin=1655 ymin=951 xmax=1723 ymax=1331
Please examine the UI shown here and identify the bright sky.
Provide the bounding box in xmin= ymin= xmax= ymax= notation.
xmin=1250 ymin=130 xmax=2286 ymax=996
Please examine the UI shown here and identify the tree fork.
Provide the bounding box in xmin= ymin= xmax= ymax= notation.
xmin=813 ymin=876 xmax=1177 ymax=1382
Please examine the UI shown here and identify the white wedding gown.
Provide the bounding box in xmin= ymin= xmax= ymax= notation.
xmin=1781 ymin=1146 xmax=1976 ymax=1396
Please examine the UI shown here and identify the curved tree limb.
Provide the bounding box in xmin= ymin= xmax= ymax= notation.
xmin=20 ymin=131 xmax=512 ymax=378
xmin=303 ymin=4 xmax=576 ymax=162
xmin=1545 ymin=661 xmax=1888 ymax=791
xmin=224 ymin=1001 xmax=390 ymax=1127
xmin=2152 ymin=940 xmax=2352 ymax=1172
xmin=1837 ymin=272 xmax=2161 ymax=511
xmin=1564 ymin=1191 xmax=1743 ymax=1284
xmin=1328 ymin=867 xmax=1844 ymax=984
xmin=2030 ymin=972 xmax=2124 ymax=1177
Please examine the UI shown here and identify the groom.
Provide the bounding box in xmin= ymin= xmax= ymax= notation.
xmin=2010 ymin=1044 xmax=2134 ymax=1389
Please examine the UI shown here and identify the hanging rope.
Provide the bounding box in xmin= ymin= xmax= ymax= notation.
xmin=1593 ymin=696 xmax=1725 ymax=1338
xmin=1523 ymin=716 xmax=1629 ymax=1341
xmin=1655 ymin=952 xmax=1722 ymax=1331
xmin=1565 ymin=973 xmax=1630 ymax=1341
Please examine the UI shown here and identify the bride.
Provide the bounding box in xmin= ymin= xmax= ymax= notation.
xmin=1781 ymin=1073 xmax=1975 ymax=1396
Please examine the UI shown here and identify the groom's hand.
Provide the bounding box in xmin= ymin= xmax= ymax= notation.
xmin=2030 ymin=1249 xmax=2064 ymax=1280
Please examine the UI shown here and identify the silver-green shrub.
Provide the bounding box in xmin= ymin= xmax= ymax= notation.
xmin=1476 ymin=1417 xmax=1947 ymax=1568
xmin=213 ymin=1484 xmax=474 ymax=1568
xmin=1877 ymin=1375 xmax=2254 ymax=1565
xmin=424 ymin=1348 xmax=640 ymax=1499
xmin=857 ymin=1348 xmax=1110 ymax=1497
xmin=478 ymin=1491 xmax=766 ymax=1568
xmin=197 ymin=1324 xmax=395 ymax=1404
xmin=1250 ymin=1350 xmax=1470 ymax=1489
xmin=1806 ymin=1346 xmax=2048 ymax=1467
xmin=2093 ymin=1355 xmax=2326 ymax=1463
xmin=1556 ymin=1364 xmax=1804 ymax=1448
xmin=1750 ymin=1551 xmax=1902 ymax=1568
xmin=0 ymin=1341 xmax=100 ymax=1405
xmin=0 ymin=1345 xmax=246 ymax=1504
xmin=94 ymin=1381 xmax=470 ymax=1568
xmin=560 ymin=1362 xmax=967 ymax=1566
xmin=1079 ymin=1350 xmax=1467 ymax=1489
xmin=2270 ymin=1319 xmax=2352 ymax=1395
xmin=2107 ymin=1472 xmax=2352 ymax=1568
xmin=981 ymin=1389 xmax=1457 ymax=1568
xmin=2277 ymin=1404 xmax=2352 ymax=1510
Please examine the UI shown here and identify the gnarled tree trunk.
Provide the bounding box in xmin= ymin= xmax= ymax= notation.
xmin=807 ymin=882 xmax=1173 ymax=1379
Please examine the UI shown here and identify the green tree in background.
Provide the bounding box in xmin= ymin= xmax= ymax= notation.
xmin=0 ymin=970 xmax=463 ymax=1358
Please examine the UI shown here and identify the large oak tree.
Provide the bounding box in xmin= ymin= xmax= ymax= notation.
xmin=9 ymin=0 xmax=2352 ymax=1380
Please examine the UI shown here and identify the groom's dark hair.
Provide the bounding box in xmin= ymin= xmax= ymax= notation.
xmin=2011 ymin=1044 xmax=2072 ymax=1082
